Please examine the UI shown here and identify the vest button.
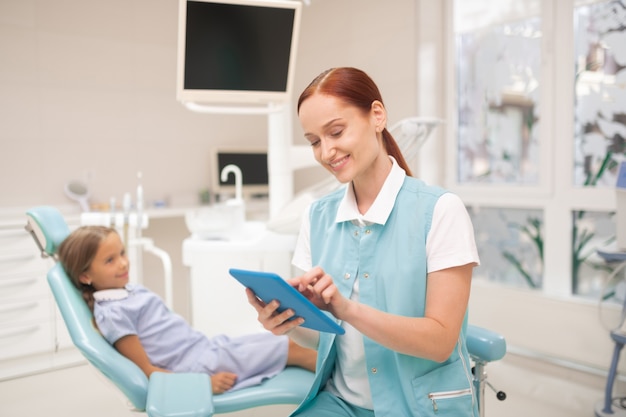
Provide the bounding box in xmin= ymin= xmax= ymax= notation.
xmin=354 ymin=231 xmax=359 ymax=237
xmin=363 ymin=273 xmax=369 ymax=279
xmin=371 ymin=367 xmax=377 ymax=374
xmin=344 ymin=272 xmax=351 ymax=279
xmin=365 ymin=229 xmax=371 ymax=234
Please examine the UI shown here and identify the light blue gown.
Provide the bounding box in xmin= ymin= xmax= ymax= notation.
xmin=93 ymin=284 xmax=288 ymax=391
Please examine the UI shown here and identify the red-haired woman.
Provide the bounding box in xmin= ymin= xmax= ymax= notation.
xmin=246 ymin=67 xmax=480 ymax=417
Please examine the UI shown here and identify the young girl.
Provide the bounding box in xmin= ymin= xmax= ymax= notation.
xmin=57 ymin=225 xmax=316 ymax=394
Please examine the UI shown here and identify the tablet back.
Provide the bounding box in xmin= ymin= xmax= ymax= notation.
xmin=229 ymin=268 xmax=344 ymax=334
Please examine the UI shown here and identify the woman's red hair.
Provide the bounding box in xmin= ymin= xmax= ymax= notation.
xmin=297 ymin=67 xmax=413 ymax=176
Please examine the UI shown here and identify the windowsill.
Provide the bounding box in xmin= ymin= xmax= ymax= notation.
xmin=469 ymin=280 xmax=623 ymax=374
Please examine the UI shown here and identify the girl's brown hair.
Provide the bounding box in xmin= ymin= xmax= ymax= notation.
xmin=297 ymin=67 xmax=413 ymax=176
xmin=57 ymin=226 xmax=117 ymax=311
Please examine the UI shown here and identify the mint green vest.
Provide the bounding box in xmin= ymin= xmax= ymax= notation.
xmin=294 ymin=176 xmax=478 ymax=417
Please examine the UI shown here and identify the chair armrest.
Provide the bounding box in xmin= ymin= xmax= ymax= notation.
xmin=467 ymin=325 xmax=507 ymax=363
xmin=146 ymin=373 xmax=214 ymax=417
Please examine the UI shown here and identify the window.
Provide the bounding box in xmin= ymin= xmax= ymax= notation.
xmin=448 ymin=0 xmax=625 ymax=300
xmin=469 ymin=206 xmax=543 ymax=289
xmin=455 ymin=2 xmax=541 ymax=185
xmin=573 ymin=1 xmax=626 ymax=189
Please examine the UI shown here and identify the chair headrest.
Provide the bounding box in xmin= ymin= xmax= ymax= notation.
xmin=25 ymin=206 xmax=71 ymax=257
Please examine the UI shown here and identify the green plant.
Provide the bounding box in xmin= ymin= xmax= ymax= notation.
xmin=502 ymin=216 xmax=543 ymax=288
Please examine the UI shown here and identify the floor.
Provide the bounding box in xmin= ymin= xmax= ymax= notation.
xmin=0 ymin=363 xmax=296 ymax=417
xmin=0 ymin=352 xmax=621 ymax=417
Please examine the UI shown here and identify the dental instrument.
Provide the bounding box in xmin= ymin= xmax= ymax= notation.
xmin=110 ymin=196 xmax=116 ymax=227
xmin=123 ymin=192 xmax=132 ymax=247
xmin=64 ymin=180 xmax=91 ymax=212
xmin=136 ymin=171 xmax=144 ymax=238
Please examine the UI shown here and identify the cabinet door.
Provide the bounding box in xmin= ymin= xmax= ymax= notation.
xmin=0 ymin=321 xmax=54 ymax=361
xmin=186 ymin=239 xmax=295 ymax=338
xmin=0 ymin=226 xmax=55 ymax=367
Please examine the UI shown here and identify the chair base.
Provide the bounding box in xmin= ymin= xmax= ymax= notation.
xmin=595 ymin=400 xmax=626 ymax=416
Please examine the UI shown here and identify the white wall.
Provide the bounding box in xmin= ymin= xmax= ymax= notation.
xmin=0 ymin=0 xmax=417 ymax=211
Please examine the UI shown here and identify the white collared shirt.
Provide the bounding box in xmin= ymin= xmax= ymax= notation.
xmin=293 ymin=156 xmax=478 ymax=273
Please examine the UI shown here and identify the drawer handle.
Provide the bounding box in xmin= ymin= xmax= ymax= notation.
xmin=0 ymin=277 xmax=38 ymax=289
xmin=0 ymin=302 xmax=39 ymax=314
xmin=0 ymin=253 xmax=37 ymax=263
xmin=0 ymin=325 xmax=40 ymax=339
xmin=0 ymin=229 xmax=29 ymax=238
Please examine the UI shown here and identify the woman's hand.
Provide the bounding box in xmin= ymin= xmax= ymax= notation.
xmin=245 ymin=288 xmax=305 ymax=335
xmin=294 ymin=266 xmax=350 ymax=320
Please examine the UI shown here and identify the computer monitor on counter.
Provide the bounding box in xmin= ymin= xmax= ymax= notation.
xmin=211 ymin=148 xmax=269 ymax=200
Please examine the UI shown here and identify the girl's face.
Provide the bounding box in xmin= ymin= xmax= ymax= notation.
xmin=299 ymin=93 xmax=387 ymax=185
xmin=79 ymin=232 xmax=129 ymax=291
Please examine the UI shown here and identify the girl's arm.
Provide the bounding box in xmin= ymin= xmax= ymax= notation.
xmin=115 ymin=334 xmax=238 ymax=394
xmin=114 ymin=334 xmax=168 ymax=377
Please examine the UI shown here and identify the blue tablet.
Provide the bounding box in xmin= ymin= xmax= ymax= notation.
xmin=229 ymin=268 xmax=345 ymax=335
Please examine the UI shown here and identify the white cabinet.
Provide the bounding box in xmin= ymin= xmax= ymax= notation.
xmin=183 ymin=222 xmax=297 ymax=338
xmin=0 ymin=213 xmax=82 ymax=380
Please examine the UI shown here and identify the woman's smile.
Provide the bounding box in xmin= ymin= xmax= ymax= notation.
xmin=329 ymin=155 xmax=350 ymax=171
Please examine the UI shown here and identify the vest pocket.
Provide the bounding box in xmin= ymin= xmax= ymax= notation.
xmin=411 ymin=360 xmax=475 ymax=416
xmin=428 ymin=388 xmax=473 ymax=414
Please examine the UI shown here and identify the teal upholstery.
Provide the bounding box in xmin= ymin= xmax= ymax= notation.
xmin=467 ymin=324 xmax=507 ymax=363
xmin=27 ymin=206 xmax=151 ymax=410
xmin=212 ymin=367 xmax=314 ymax=413
xmin=26 ymin=205 xmax=505 ymax=416
xmin=47 ymin=261 xmax=151 ymax=410
xmin=147 ymin=373 xmax=214 ymax=417
xmin=25 ymin=205 xmax=70 ymax=256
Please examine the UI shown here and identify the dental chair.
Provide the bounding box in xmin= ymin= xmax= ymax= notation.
xmin=25 ymin=205 xmax=506 ymax=417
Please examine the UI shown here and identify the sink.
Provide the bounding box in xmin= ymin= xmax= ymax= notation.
xmin=185 ymin=202 xmax=269 ymax=241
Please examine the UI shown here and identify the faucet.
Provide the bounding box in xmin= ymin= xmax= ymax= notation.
xmin=220 ymin=164 xmax=243 ymax=202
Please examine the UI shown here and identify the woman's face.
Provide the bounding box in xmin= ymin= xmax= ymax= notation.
xmin=299 ymin=93 xmax=387 ymax=185
xmin=79 ymin=232 xmax=129 ymax=291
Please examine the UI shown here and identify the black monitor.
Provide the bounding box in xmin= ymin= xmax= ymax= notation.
xmin=211 ymin=147 xmax=269 ymax=198
xmin=176 ymin=0 xmax=302 ymax=105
